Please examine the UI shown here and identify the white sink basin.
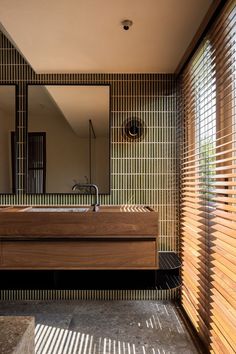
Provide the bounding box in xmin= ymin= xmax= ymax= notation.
xmin=26 ymin=207 xmax=89 ymax=212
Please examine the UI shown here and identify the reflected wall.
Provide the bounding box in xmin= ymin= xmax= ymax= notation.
xmin=28 ymin=85 xmax=110 ymax=194
xmin=0 ymin=85 xmax=15 ymax=193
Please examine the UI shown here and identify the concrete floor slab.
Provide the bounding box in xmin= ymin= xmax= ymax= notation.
xmin=0 ymin=301 xmax=198 ymax=354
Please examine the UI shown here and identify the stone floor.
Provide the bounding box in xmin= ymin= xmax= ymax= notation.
xmin=0 ymin=301 xmax=198 ymax=354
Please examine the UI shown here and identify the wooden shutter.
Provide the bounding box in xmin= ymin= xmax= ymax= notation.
xmin=181 ymin=1 xmax=236 ymax=352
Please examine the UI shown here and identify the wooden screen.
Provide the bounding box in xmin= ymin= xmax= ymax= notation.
xmin=181 ymin=0 xmax=236 ymax=352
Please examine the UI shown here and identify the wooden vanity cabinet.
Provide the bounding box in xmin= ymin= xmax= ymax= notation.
xmin=0 ymin=206 xmax=158 ymax=270
xmin=1 ymin=239 xmax=157 ymax=269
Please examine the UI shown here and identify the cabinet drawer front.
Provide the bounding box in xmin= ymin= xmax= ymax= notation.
xmin=1 ymin=240 xmax=157 ymax=269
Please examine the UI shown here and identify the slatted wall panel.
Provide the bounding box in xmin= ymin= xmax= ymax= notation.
xmin=0 ymin=289 xmax=180 ymax=301
xmin=181 ymin=0 xmax=236 ymax=352
xmin=0 ymin=32 xmax=179 ymax=259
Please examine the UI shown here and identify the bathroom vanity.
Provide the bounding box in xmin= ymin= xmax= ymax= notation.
xmin=0 ymin=206 xmax=158 ymax=270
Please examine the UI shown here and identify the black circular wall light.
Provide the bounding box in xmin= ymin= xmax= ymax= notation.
xmin=122 ymin=118 xmax=145 ymax=141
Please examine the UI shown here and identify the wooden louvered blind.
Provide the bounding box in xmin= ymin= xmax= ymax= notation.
xmin=181 ymin=1 xmax=236 ymax=353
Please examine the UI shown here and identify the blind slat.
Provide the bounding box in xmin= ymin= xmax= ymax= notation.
xmin=181 ymin=0 xmax=236 ymax=351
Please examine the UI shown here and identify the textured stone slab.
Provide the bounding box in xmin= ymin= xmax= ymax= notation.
xmin=0 ymin=301 xmax=198 ymax=353
xmin=0 ymin=316 xmax=34 ymax=354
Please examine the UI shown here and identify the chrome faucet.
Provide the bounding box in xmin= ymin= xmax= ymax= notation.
xmin=72 ymin=183 xmax=100 ymax=212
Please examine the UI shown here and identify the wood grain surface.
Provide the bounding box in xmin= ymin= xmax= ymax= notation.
xmin=0 ymin=207 xmax=158 ymax=269
xmin=1 ymin=240 xmax=157 ymax=269
xmin=0 ymin=209 xmax=158 ymax=240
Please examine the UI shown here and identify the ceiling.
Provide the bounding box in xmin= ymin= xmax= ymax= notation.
xmin=0 ymin=0 xmax=212 ymax=73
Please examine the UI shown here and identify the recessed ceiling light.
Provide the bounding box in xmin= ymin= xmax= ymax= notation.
xmin=121 ymin=19 xmax=133 ymax=31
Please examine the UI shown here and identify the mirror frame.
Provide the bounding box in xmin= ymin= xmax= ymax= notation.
xmin=26 ymin=83 xmax=111 ymax=195
xmin=0 ymin=84 xmax=17 ymax=195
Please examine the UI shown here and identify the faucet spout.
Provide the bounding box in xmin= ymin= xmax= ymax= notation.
xmin=72 ymin=183 xmax=99 ymax=212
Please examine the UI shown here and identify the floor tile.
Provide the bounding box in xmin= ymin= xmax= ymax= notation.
xmin=0 ymin=300 xmax=198 ymax=354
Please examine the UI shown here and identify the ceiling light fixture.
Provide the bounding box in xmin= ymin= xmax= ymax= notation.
xmin=121 ymin=19 xmax=133 ymax=31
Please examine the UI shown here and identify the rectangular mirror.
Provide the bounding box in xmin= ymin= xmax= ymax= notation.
xmin=0 ymin=85 xmax=16 ymax=194
xmin=27 ymin=85 xmax=110 ymax=194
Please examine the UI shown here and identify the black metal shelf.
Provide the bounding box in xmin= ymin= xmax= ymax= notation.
xmin=159 ymin=252 xmax=181 ymax=270
xmin=0 ymin=253 xmax=182 ymax=291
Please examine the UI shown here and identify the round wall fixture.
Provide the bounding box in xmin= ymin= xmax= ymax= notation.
xmin=122 ymin=118 xmax=145 ymax=141
xmin=121 ymin=19 xmax=133 ymax=31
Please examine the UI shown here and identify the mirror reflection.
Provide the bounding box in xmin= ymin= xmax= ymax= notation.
xmin=28 ymin=85 xmax=110 ymax=194
xmin=0 ymin=85 xmax=15 ymax=193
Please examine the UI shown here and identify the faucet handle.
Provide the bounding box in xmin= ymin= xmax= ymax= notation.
xmin=91 ymin=203 xmax=100 ymax=212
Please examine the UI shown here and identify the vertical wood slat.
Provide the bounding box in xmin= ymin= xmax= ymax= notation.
xmin=181 ymin=0 xmax=236 ymax=352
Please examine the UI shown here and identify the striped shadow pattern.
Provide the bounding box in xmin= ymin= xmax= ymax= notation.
xmin=0 ymin=301 xmax=197 ymax=353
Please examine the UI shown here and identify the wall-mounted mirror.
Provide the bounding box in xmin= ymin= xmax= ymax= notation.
xmin=27 ymin=85 xmax=110 ymax=194
xmin=0 ymin=85 xmax=16 ymax=194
